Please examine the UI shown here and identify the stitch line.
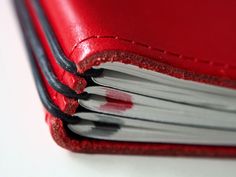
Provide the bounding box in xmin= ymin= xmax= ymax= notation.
xmin=68 ymin=35 xmax=236 ymax=70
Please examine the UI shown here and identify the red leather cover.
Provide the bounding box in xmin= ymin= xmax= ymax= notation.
xmin=40 ymin=0 xmax=236 ymax=81
xmin=26 ymin=0 xmax=236 ymax=156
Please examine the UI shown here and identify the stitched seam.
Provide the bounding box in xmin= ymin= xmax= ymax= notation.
xmin=68 ymin=35 xmax=236 ymax=70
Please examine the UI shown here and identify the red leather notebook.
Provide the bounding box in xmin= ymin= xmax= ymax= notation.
xmin=14 ymin=0 xmax=236 ymax=157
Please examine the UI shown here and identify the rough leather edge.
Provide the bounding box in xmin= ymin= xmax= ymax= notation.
xmin=77 ymin=50 xmax=236 ymax=89
xmin=70 ymin=35 xmax=236 ymax=71
xmin=46 ymin=112 xmax=236 ymax=157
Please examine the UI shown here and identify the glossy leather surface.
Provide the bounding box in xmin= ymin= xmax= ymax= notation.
xmin=25 ymin=0 xmax=87 ymax=95
xmin=40 ymin=0 xmax=236 ymax=79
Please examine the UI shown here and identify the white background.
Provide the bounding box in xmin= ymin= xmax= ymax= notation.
xmin=1 ymin=1 xmax=236 ymax=177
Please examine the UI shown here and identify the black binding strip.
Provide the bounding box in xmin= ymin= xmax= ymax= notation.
xmin=31 ymin=0 xmax=103 ymax=77
xmin=14 ymin=0 xmax=80 ymax=124
xmin=16 ymin=0 xmax=90 ymax=99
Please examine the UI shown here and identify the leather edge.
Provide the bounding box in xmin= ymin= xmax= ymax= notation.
xmin=46 ymin=112 xmax=236 ymax=157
